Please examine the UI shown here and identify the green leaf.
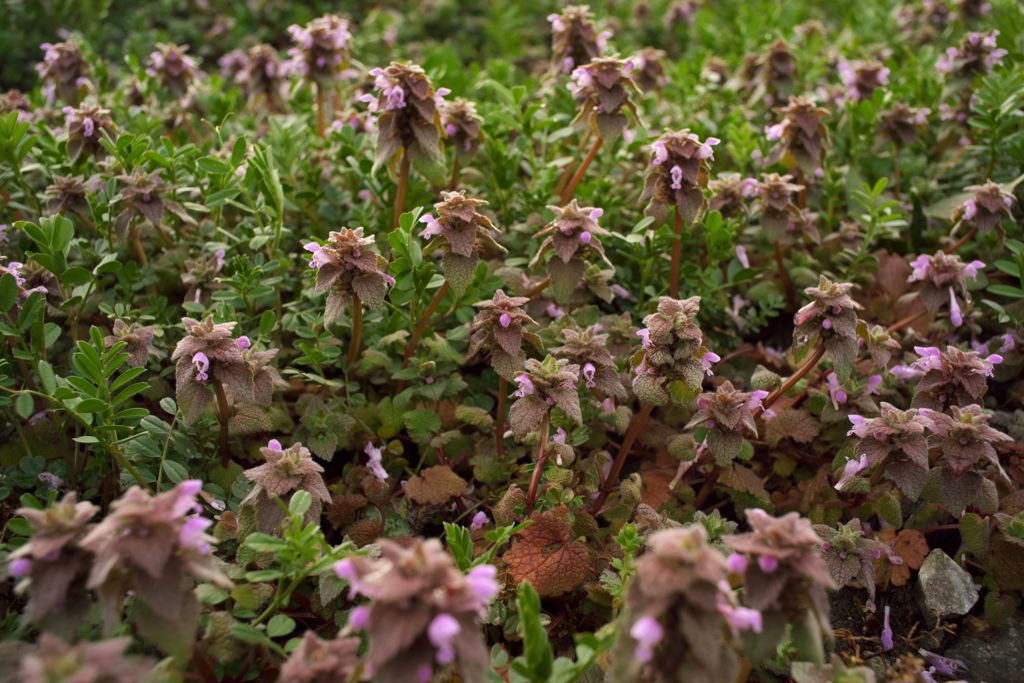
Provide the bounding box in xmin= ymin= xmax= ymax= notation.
xmin=444 ymin=522 xmax=474 ymax=571
xmin=14 ymin=393 xmax=34 ymax=419
xmin=517 ymin=582 xmax=553 ymax=682
xmin=162 ymin=460 xmax=189 ymax=484
xmin=37 ymin=361 xmax=57 ymax=394
xmin=0 ymin=274 xmax=17 ymax=312
xmin=266 ymin=614 xmax=296 ymax=638
xmin=289 ymin=490 xmax=312 ymax=517
xmin=403 ymin=408 xmax=442 ymax=443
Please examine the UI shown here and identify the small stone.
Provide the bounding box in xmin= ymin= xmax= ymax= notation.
xmin=944 ymin=612 xmax=1024 ymax=683
xmin=916 ymin=549 xmax=979 ymax=621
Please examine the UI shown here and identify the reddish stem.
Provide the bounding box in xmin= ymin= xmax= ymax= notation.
xmin=944 ymin=226 xmax=978 ymax=255
xmin=526 ymin=276 xmax=551 ymax=300
xmin=524 ymin=413 xmax=550 ymax=515
xmin=212 ymin=379 xmax=231 ymax=466
xmin=589 ymin=403 xmax=655 ymax=513
xmin=759 ymin=340 xmax=826 ymax=414
xmin=559 ymin=137 xmax=603 ymax=205
xmin=692 ymin=465 xmax=721 ymax=509
xmin=448 ymin=156 xmax=460 ymax=191
xmin=315 ymin=82 xmax=326 ymax=138
xmin=886 ymin=309 xmax=928 ymax=334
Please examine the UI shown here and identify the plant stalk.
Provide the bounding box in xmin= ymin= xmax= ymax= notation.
xmin=524 ymin=413 xmax=551 ymax=515
xmin=495 ymin=376 xmax=507 ymax=459
xmin=394 ymin=153 xmax=411 ymax=229
xmin=212 ymin=379 xmax=231 ymax=466
xmin=590 ymin=402 xmax=654 ymax=513
xmin=759 ymin=339 xmax=826 ymax=413
xmin=773 ymin=241 xmax=797 ymax=310
xmin=315 ymin=82 xmax=326 ymax=138
xmin=669 ymin=204 xmax=684 ymax=298
xmin=559 ymin=137 xmax=603 ymax=205
xmin=347 ymin=295 xmax=363 ymax=367
xmin=402 ymin=281 xmax=450 ymax=367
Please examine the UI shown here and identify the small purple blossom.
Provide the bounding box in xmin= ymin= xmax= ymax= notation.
xmin=364 ymin=442 xmax=389 ymax=482
xmin=466 ymin=564 xmax=500 ymax=608
xmin=717 ymin=602 xmax=763 ymax=637
xmin=758 ymin=555 xmax=779 ymax=573
xmin=191 ymin=352 xmax=210 ymax=382
xmin=513 ymin=374 xmax=535 ymax=397
xmin=881 ymin=605 xmax=893 ymax=651
xmin=630 ymin=615 xmax=664 ymax=663
xmin=727 ymin=553 xmax=748 ymax=574
xmin=470 ymin=511 xmax=488 ymax=532
xmin=835 ymin=454 xmax=868 ymax=491
xmin=9 ymin=557 xmax=31 ymax=578
xmin=428 ymin=613 xmax=460 ymax=664
xmin=349 ymin=605 xmax=370 ymax=629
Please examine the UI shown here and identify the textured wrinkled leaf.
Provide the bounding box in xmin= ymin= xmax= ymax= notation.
xmin=503 ymin=507 xmax=590 ymax=597
xmin=765 ymin=409 xmax=819 ymax=445
xmin=406 ymin=465 xmax=467 ymax=505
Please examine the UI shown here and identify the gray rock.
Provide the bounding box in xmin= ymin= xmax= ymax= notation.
xmin=916 ymin=549 xmax=978 ymax=621
xmin=944 ymin=612 xmax=1024 ymax=683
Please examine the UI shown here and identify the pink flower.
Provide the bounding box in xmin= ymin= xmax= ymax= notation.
xmin=726 ymin=553 xmax=748 ymax=574
xmin=963 ymin=259 xmax=985 ymax=280
xmin=191 ymin=352 xmax=210 ymax=382
xmin=364 ymin=442 xmax=389 ymax=481
xmin=826 ymin=372 xmax=847 ymax=408
xmin=637 ymin=328 xmax=652 ymax=349
xmin=746 ymin=389 xmax=769 ymax=412
xmin=866 ymin=374 xmax=883 ymax=395
xmin=630 ymin=615 xmax=664 ymax=663
xmin=579 ymin=230 xmax=592 ymax=245
xmin=513 ymin=374 xmax=535 ymax=397
xmin=735 ymin=245 xmax=750 ymax=268
xmin=235 ymin=335 xmax=251 ymax=350
xmin=419 ymin=214 xmax=442 ymax=239
xmin=499 ymin=313 xmax=512 ymax=328
xmin=881 ymin=605 xmax=893 ymax=651
xmin=835 ymin=454 xmax=868 ymax=491
xmin=765 ymin=122 xmax=786 ymax=141
xmin=179 ymin=517 xmax=212 ymax=554
xmin=349 ymin=605 xmax=370 ymax=629
xmin=670 ymin=165 xmax=683 ymax=190
xmin=758 ymin=555 xmax=779 ymax=573
xmin=428 ymin=613 xmax=460 ymax=664
xmin=267 ymin=439 xmax=283 ymax=451
xmin=651 ymin=140 xmax=668 ymax=165
xmin=907 ymin=254 xmax=931 ymax=282
xmin=847 ymin=414 xmax=869 ymax=438
xmin=949 ymin=288 xmax=963 ymax=326
xmin=700 ymin=351 xmax=721 ymax=377
xmin=9 ymin=558 xmax=31 ymax=578
xmin=582 ymin=362 xmax=597 ymax=388
xmin=470 ymin=511 xmax=488 ymax=532
xmin=466 ymin=564 xmax=500 ymax=607
xmin=546 ymin=303 xmax=565 ymax=319
xmin=718 ymin=602 xmax=763 ymax=636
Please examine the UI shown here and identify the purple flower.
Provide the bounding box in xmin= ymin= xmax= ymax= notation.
xmin=700 ymin=351 xmax=721 ymax=377
xmin=470 ymin=511 xmax=488 ymax=532
xmin=191 ymin=352 xmax=210 ymax=382
xmin=364 ymin=442 xmax=389 ymax=482
xmin=235 ymin=335 xmax=251 ymax=350
xmin=303 ymin=241 xmax=326 ymax=269
xmin=949 ymin=288 xmax=964 ymax=326
xmin=419 ymin=213 xmax=442 ymax=239
xmin=513 ymin=374 xmax=535 ymax=398
xmin=267 ymin=439 xmax=283 ymax=451
xmin=349 ymin=605 xmax=370 ymax=629
xmin=466 ymin=564 xmax=500 ymax=608
xmin=9 ymin=558 xmax=31 ymax=578
xmin=718 ymin=602 xmax=763 ymax=636
xmin=630 ymin=615 xmax=664 ymax=663
xmin=651 ymin=140 xmax=668 ymax=165
xmin=758 ymin=555 xmax=779 ymax=573
xmin=847 ymin=414 xmax=869 ymax=438
xmin=735 ymin=245 xmax=750 ymax=268
xmin=670 ymin=165 xmax=683 ymax=190
xmin=765 ymin=121 xmax=787 ymax=141
xmin=866 ymin=374 xmax=883 ymax=395
xmin=881 ymin=605 xmax=893 ymax=651
xmin=582 ymin=362 xmax=597 ymax=388
xmin=826 ymin=372 xmax=847 ymax=408
xmin=579 ymin=230 xmax=592 ymax=245
xmin=179 ymin=517 xmax=212 ymax=554
xmin=636 ymin=328 xmax=652 ymax=349
xmin=835 ymin=454 xmax=868 ymax=491
xmin=498 ymin=312 xmax=512 ymax=328
xmin=726 ymin=553 xmax=748 ymax=574
xmin=428 ymin=613 xmax=460 ymax=664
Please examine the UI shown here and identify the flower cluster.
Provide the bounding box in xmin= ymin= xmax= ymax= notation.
xmin=465 ymin=289 xmax=539 ymax=380
xmin=724 ymin=510 xmax=835 ymax=655
xmin=630 ymin=47 xmax=668 ymax=92
xmin=907 ymin=251 xmax=984 ymax=326
xmin=8 ymin=493 xmax=97 ymax=635
xmin=146 ymin=43 xmax=200 ymax=96
xmin=922 ymin=404 xmax=1012 ymax=515
xmin=305 ymin=227 xmax=394 ymax=324
xmin=847 ymin=403 xmax=932 ymax=498
xmin=688 ymin=382 xmax=768 ymax=465
xmin=36 ymin=41 xmax=90 ymax=104
xmin=755 ymin=173 xmax=805 ymax=244
xmin=18 ymin=635 xmax=156 ymax=683
xmin=632 ymin=296 xmax=713 ymax=406
xmin=568 ymin=57 xmax=639 ymax=141
xmin=113 ymin=168 xmax=193 ymax=238
xmin=441 ymin=98 xmax=484 ymax=159
xmin=952 ymin=181 xmax=1015 ymax=239
xmin=613 ymin=525 xmax=748 ymax=683
xmin=62 ymin=105 xmax=114 ymax=161
xmin=278 ymin=631 xmax=362 ymax=682
xmin=236 ymin=44 xmax=285 ymax=110
xmin=361 ymin=62 xmax=448 ymax=183
xmin=908 ymin=345 xmax=1000 ymax=410
xmin=765 ymin=96 xmax=829 ymax=175
xmin=641 ymin=129 xmax=719 ymax=224
xmin=172 ymin=316 xmax=257 ymax=424
xmin=104 ymin=319 xmax=160 ymax=368
xmin=793 ymin=276 xmax=863 ymax=376
xmin=241 ymin=440 xmax=332 ymax=536
xmin=812 ymin=519 xmax=889 ymax=602
xmin=420 ymin=191 xmax=505 ymax=294
xmin=552 ymin=324 xmax=628 ymax=399
xmin=530 ymin=200 xmax=612 ymax=302
xmin=79 ymin=481 xmax=230 ymax=656
xmin=936 ymin=30 xmax=1008 ymax=77
xmin=286 ymin=14 xmax=351 ymax=83
xmin=548 ymin=5 xmax=608 ymax=74
xmin=0 ymin=260 xmax=50 ymax=306
xmin=745 ymin=40 xmax=797 ymax=104
xmin=837 ymin=58 xmax=890 ymax=102
xmin=879 ymin=102 xmax=930 ymax=146
xmin=508 ymin=355 xmax=582 ymax=439
xmin=334 ymin=539 xmax=498 ymax=682
xmin=44 ymin=174 xmax=97 ymax=218
xmin=709 ymin=172 xmax=758 ymax=218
